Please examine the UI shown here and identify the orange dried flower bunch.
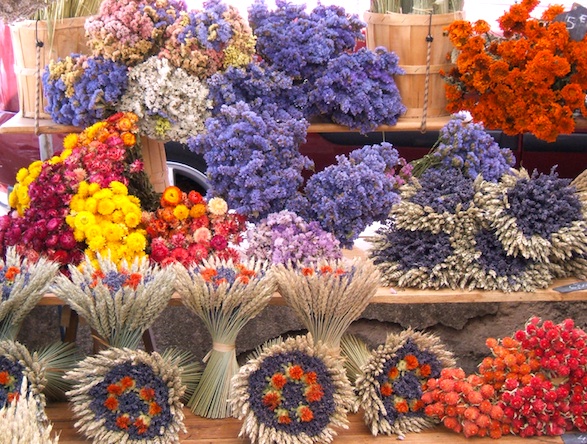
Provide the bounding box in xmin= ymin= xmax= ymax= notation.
xmin=422 ymin=367 xmax=509 ymax=439
xmin=444 ymin=0 xmax=587 ymax=142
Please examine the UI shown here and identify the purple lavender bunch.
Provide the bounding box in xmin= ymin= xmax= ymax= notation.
xmin=43 ymin=55 xmax=128 ymax=127
xmin=412 ymin=114 xmax=516 ymax=182
xmin=187 ymin=101 xmax=312 ymax=221
xmin=290 ymin=142 xmax=408 ymax=248
xmin=243 ymin=210 xmax=342 ymax=265
xmin=306 ymin=47 xmax=406 ymax=133
xmin=206 ymin=62 xmax=300 ymax=116
xmin=248 ymin=0 xmax=364 ymax=80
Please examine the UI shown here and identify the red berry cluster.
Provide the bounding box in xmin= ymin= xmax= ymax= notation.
xmin=499 ymin=317 xmax=587 ymax=436
xmin=422 ymin=368 xmax=509 ymax=439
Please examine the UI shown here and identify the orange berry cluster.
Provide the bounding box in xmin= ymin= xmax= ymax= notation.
xmin=422 ymin=367 xmax=509 ymax=439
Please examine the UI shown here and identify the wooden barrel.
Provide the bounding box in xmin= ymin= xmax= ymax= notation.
xmin=10 ymin=17 xmax=89 ymax=119
xmin=363 ymin=11 xmax=463 ymax=119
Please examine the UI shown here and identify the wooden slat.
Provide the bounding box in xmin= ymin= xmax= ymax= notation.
xmin=0 ymin=112 xmax=81 ymax=135
xmin=45 ymin=403 xmax=564 ymax=444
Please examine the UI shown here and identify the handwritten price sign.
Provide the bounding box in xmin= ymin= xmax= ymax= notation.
xmin=554 ymin=2 xmax=587 ymax=41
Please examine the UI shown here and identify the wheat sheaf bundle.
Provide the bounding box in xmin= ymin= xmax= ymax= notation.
xmin=274 ymin=258 xmax=380 ymax=350
xmin=51 ymin=254 xmax=177 ymax=349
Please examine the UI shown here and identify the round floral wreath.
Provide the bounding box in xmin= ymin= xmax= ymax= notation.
xmin=0 ymin=340 xmax=46 ymax=410
xmin=355 ymin=329 xmax=456 ymax=437
xmin=66 ymin=348 xmax=185 ymax=444
xmin=230 ymin=334 xmax=354 ymax=444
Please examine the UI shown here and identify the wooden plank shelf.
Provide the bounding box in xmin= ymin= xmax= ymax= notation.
xmin=45 ymin=403 xmax=565 ymax=444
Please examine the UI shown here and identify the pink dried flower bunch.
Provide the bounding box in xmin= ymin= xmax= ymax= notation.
xmin=85 ymin=0 xmax=188 ymax=66
xmin=422 ymin=367 xmax=509 ymax=439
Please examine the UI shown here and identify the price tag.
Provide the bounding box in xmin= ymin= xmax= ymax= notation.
xmin=554 ymin=3 xmax=587 ymax=41
xmin=553 ymin=281 xmax=587 ymax=293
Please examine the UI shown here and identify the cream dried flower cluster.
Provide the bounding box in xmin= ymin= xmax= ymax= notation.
xmin=342 ymin=329 xmax=455 ymax=438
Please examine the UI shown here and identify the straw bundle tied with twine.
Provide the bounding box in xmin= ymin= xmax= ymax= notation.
xmin=174 ymin=257 xmax=277 ymax=419
xmin=274 ymin=258 xmax=381 ymax=350
xmin=51 ymin=254 xmax=177 ymax=349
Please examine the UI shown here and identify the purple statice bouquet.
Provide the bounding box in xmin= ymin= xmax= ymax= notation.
xmin=290 ymin=142 xmax=412 ymax=248
xmin=242 ymin=210 xmax=342 ymax=265
xmin=187 ymin=101 xmax=312 ymax=222
xmin=248 ymin=0 xmax=364 ymax=81
xmin=306 ymin=47 xmax=406 ymax=133
xmin=412 ymin=114 xmax=516 ymax=182
xmin=43 ymin=55 xmax=129 ymax=127
xmin=206 ymin=62 xmax=299 ymax=116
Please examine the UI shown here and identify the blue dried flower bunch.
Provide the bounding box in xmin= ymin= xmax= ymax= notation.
xmin=248 ymin=0 xmax=364 ymax=81
xmin=188 ymin=101 xmax=312 ymax=221
xmin=412 ymin=114 xmax=516 ymax=182
xmin=290 ymin=142 xmax=410 ymax=248
xmin=306 ymin=47 xmax=406 ymax=133
xmin=43 ymin=55 xmax=129 ymax=127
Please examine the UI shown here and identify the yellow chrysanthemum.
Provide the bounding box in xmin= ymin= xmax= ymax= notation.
xmin=74 ymin=229 xmax=86 ymax=242
xmin=173 ymin=204 xmax=190 ymax=220
xmin=84 ymin=223 xmax=102 ymax=240
xmin=127 ymin=195 xmax=141 ymax=206
xmin=74 ymin=211 xmax=96 ymax=231
xmin=15 ymin=167 xmax=29 ymax=183
xmin=60 ymin=148 xmax=73 ymax=160
xmin=94 ymin=188 xmax=114 ymax=200
xmin=111 ymin=209 xmax=125 ymax=224
xmin=69 ymin=195 xmax=85 ymax=213
xmin=77 ymin=181 xmax=90 ymax=198
xmin=27 ymin=161 xmax=43 ymax=178
xmin=63 ymin=133 xmax=79 ymax=150
xmin=124 ymin=211 xmax=141 ymax=228
xmin=102 ymin=222 xmax=124 ymax=242
xmin=88 ymin=235 xmax=107 ymax=252
xmin=88 ymin=182 xmax=101 ymax=196
xmin=85 ymin=121 xmax=107 ymax=141
xmin=8 ymin=188 xmax=18 ymax=209
xmin=84 ymin=197 xmax=99 ymax=214
xmin=48 ymin=154 xmax=63 ymax=165
xmin=97 ymin=198 xmax=116 ymax=216
xmin=125 ymin=232 xmax=147 ymax=253
xmin=110 ymin=181 xmax=128 ymax=196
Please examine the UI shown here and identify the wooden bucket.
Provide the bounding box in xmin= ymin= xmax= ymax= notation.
xmin=10 ymin=17 xmax=89 ymax=119
xmin=140 ymin=136 xmax=170 ymax=193
xmin=363 ymin=11 xmax=463 ymax=119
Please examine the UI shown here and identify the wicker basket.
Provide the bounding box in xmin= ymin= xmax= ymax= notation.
xmin=363 ymin=11 xmax=463 ymax=119
xmin=10 ymin=17 xmax=90 ymax=119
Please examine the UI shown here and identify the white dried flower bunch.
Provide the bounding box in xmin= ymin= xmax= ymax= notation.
xmin=0 ymin=247 xmax=60 ymax=340
xmin=65 ymin=347 xmax=186 ymax=444
xmin=274 ymin=258 xmax=380 ymax=349
xmin=51 ymin=254 xmax=177 ymax=349
xmin=0 ymin=377 xmax=58 ymax=444
xmin=119 ymin=56 xmax=212 ymax=143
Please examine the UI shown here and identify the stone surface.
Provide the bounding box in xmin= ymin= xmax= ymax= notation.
xmin=18 ymin=300 xmax=587 ymax=375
